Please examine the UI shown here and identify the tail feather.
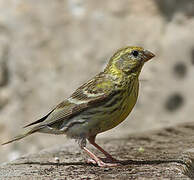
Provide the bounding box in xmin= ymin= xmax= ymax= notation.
xmin=2 ymin=126 xmax=41 ymax=145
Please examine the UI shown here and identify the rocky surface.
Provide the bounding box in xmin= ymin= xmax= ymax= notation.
xmin=1 ymin=123 xmax=194 ymax=179
xmin=0 ymin=0 xmax=194 ymax=165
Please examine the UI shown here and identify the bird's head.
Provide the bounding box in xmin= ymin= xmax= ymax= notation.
xmin=105 ymin=46 xmax=155 ymax=78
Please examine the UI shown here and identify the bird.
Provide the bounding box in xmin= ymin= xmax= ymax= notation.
xmin=2 ymin=46 xmax=155 ymax=167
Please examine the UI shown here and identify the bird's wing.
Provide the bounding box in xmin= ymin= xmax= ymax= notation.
xmin=23 ymin=109 xmax=55 ymax=128
xmin=24 ymin=73 xmax=116 ymax=131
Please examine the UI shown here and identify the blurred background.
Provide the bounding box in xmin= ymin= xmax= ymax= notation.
xmin=0 ymin=0 xmax=194 ymax=163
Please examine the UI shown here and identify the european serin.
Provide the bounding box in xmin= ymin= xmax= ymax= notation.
xmin=2 ymin=46 xmax=155 ymax=167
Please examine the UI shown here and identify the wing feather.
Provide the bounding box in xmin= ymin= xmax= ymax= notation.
xmin=24 ymin=73 xmax=115 ymax=130
xmin=23 ymin=109 xmax=55 ymax=128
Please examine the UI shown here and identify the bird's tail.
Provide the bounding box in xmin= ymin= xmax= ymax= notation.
xmin=2 ymin=126 xmax=40 ymax=145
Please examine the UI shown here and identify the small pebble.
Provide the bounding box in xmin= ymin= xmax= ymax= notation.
xmin=104 ymin=168 xmax=110 ymax=172
xmin=54 ymin=156 xmax=60 ymax=163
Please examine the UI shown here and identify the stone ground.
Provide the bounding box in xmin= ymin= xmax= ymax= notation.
xmin=0 ymin=0 xmax=194 ymax=164
xmin=1 ymin=122 xmax=194 ymax=179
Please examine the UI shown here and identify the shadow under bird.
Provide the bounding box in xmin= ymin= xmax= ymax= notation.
xmin=2 ymin=46 xmax=155 ymax=167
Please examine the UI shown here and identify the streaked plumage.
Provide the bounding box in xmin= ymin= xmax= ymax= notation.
xmin=2 ymin=46 xmax=155 ymax=167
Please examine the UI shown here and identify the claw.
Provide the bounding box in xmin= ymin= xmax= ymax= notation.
xmin=86 ymin=158 xmax=97 ymax=165
xmin=97 ymin=161 xmax=120 ymax=167
xmin=86 ymin=158 xmax=121 ymax=167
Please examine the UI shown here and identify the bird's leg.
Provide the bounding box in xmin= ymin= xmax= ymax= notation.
xmin=79 ymin=138 xmax=118 ymax=167
xmin=88 ymin=136 xmax=119 ymax=163
xmin=83 ymin=147 xmax=109 ymax=167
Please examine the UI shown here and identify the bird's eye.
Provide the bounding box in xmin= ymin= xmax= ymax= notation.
xmin=131 ymin=50 xmax=139 ymax=57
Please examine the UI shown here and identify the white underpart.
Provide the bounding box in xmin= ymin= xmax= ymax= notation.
xmin=59 ymin=126 xmax=67 ymax=131
xmin=47 ymin=126 xmax=53 ymax=130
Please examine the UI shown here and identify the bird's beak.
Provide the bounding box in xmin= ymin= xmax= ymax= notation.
xmin=143 ymin=50 xmax=155 ymax=62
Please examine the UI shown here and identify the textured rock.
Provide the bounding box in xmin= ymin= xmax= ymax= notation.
xmin=1 ymin=123 xmax=194 ymax=179
xmin=0 ymin=0 xmax=194 ymax=164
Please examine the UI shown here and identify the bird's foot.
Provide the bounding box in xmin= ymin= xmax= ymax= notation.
xmin=86 ymin=157 xmax=120 ymax=167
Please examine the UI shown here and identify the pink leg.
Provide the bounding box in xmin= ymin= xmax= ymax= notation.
xmin=82 ymin=146 xmax=118 ymax=167
xmin=88 ymin=136 xmax=119 ymax=163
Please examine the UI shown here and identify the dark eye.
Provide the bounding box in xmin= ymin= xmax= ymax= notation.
xmin=132 ymin=50 xmax=139 ymax=57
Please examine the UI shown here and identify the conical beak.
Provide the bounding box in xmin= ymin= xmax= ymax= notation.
xmin=143 ymin=50 xmax=155 ymax=62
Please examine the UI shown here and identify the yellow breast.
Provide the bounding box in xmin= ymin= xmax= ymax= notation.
xmin=99 ymin=78 xmax=139 ymax=132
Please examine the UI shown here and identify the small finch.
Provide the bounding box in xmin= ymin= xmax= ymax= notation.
xmin=2 ymin=46 xmax=155 ymax=167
